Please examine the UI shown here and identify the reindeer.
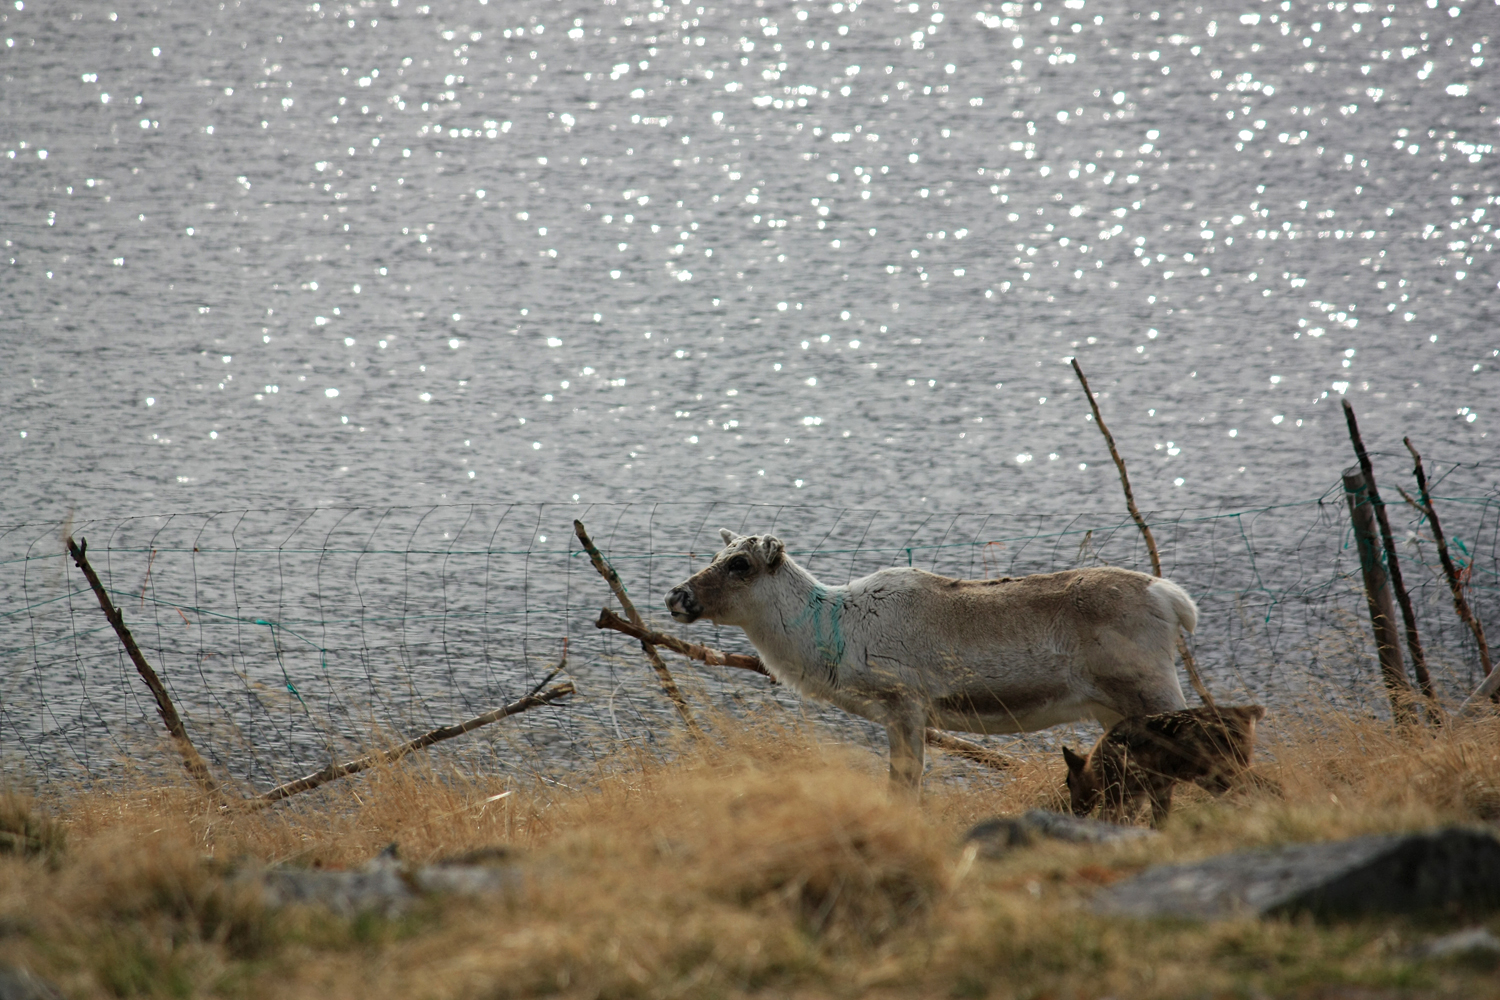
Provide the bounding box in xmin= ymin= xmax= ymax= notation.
xmin=1062 ymin=705 xmax=1270 ymax=827
xmin=666 ymin=530 xmax=1198 ymax=793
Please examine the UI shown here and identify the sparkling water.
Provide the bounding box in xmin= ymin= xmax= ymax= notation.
xmin=1 ymin=0 xmax=1493 ymax=522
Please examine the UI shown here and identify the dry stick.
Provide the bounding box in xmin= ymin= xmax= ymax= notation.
xmin=1070 ymin=360 xmax=1215 ymax=709
xmin=1341 ymin=401 xmax=1433 ymax=705
xmin=573 ymin=519 xmax=703 ymax=737
xmin=596 ymin=608 xmax=772 ymax=676
xmin=594 ymin=609 xmax=1013 ymax=771
xmin=1405 ymin=439 xmax=1496 ymax=712
xmin=256 ymin=681 xmax=576 ymax=805
xmin=923 ymin=730 xmax=1015 ymax=771
xmin=66 ymin=535 xmax=224 ymax=797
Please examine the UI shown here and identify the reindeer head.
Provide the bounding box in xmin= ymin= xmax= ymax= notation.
xmin=1062 ymin=746 xmax=1101 ymax=817
xmin=665 ymin=529 xmax=786 ymax=625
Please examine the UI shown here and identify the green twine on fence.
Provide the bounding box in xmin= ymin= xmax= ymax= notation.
xmin=254 ymin=618 xmax=312 ymax=713
xmin=1234 ymin=512 xmax=1278 ymax=625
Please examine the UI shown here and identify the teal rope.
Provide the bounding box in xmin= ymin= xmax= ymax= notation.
xmin=1233 ymin=513 xmax=1278 ymax=624
xmin=253 ymin=618 xmax=312 ymax=712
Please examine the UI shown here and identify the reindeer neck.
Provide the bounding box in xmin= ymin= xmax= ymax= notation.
xmin=748 ymin=558 xmax=848 ymax=685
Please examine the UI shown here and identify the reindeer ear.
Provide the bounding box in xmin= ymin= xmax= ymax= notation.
xmin=758 ymin=534 xmax=785 ymax=570
xmin=1062 ymin=747 xmax=1086 ymax=773
xmin=719 ymin=528 xmax=737 ymax=546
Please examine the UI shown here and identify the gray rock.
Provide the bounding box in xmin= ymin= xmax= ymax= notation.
xmin=1094 ymin=828 xmax=1500 ymax=920
xmin=411 ymin=864 xmax=522 ymax=896
xmin=0 ymin=967 xmax=63 ymax=1000
xmin=965 ymin=809 xmax=1157 ymax=857
xmin=255 ymin=844 xmax=523 ymax=917
xmin=259 ymin=847 xmax=415 ymax=918
xmin=1416 ymin=927 xmax=1500 ymax=960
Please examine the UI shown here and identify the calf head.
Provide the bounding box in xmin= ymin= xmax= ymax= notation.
xmin=666 ymin=529 xmax=785 ymax=626
xmin=1061 ymin=746 xmax=1101 ymax=817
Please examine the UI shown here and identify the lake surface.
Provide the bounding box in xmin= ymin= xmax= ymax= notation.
xmin=2 ymin=0 xmax=1494 ymax=520
xmin=1 ymin=0 xmax=1497 ymax=783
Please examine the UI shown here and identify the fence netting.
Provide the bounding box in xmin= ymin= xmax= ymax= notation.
xmin=4 ymin=463 xmax=1497 ymax=790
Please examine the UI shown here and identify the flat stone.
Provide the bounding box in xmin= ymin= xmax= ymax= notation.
xmin=1417 ymin=927 xmax=1500 ymax=960
xmin=254 ymin=844 xmax=523 ymax=917
xmin=0 ymin=967 xmax=63 ymax=1000
xmin=258 ymin=849 xmax=415 ymax=918
xmin=964 ymin=809 xmax=1157 ymax=858
xmin=1094 ymin=828 xmax=1500 ymax=920
xmin=411 ymin=864 xmax=522 ymax=897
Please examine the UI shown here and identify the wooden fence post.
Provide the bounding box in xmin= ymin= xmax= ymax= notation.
xmin=1341 ymin=401 xmax=1433 ymax=703
xmin=1343 ymin=469 xmax=1417 ymax=727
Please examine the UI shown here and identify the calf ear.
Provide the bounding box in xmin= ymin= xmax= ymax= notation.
xmin=1062 ymin=746 xmax=1086 ymax=773
xmin=758 ymin=534 xmax=785 ymax=570
xmin=719 ymin=528 xmax=737 ymax=546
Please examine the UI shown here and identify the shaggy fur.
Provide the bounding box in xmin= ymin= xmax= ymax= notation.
xmin=666 ymin=530 xmax=1199 ymax=792
xmin=1063 ymin=705 xmax=1269 ymax=826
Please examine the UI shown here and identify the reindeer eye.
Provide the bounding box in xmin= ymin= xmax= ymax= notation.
xmin=725 ymin=555 xmax=751 ymax=574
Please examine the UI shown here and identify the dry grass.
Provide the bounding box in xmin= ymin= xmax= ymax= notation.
xmin=4 ymin=705 xmax=1500 ymax=999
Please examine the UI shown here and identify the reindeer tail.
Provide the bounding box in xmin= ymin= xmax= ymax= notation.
xmin=1150 ymin=577 xmax=1199 ymax=635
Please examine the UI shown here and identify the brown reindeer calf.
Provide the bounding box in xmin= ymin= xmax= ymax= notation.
xmin=1062 ymin=705 xmax=1270 ymax=827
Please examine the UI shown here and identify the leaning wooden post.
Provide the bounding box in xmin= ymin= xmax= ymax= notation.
xmin=66 ymin=535 xmax=225 ymax=797
xmin=1342 ymin=470 xmax=1418 ymax=728
xmin=1070 ymin=359 xmax=1215 ymax=709
xmin=574 ymin=519 xmax=703 ymax=739
xmin=1341 ymin=400 xmax=1433 ymax=704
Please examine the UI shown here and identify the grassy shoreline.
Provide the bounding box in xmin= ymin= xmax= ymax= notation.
xmin=4 ymin=709 xmax=1500 ymax=999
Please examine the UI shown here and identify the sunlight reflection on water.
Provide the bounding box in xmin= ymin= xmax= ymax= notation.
xmin=0 ymin=0 xmax=1493 ymax=522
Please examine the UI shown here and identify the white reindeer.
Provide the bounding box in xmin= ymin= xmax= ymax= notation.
xmin=666 ymin=530 xmax=1198 ymax=792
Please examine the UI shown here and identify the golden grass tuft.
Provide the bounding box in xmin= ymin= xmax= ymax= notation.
xmin=2 ymin=706 xmax=1500 ymax=998
xmin=0 ymin=790 xmax=66 ymax=862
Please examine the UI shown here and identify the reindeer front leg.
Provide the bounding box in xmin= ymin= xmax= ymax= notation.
xmin=885 ymin=706 xmax=927 ymax=796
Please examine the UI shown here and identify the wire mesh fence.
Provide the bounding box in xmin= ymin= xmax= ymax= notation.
xmin=3 ymin=462 xmax=1497 ymax=791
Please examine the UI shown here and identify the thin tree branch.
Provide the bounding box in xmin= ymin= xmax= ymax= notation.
xmin=595 ymin=608 xmax=772 ymax=676
xmin=255 ymin=682 xmax=576 ymax=805
xmin=575 ymin=520 xmax=702 ymax=736
xmin=67 ymin=535 xmax=224 ymax=798
xmin=1069 ymin=360 xmax=1215 ymax=709
xmin=1405 ymin=438 xmax=1494 ymax=713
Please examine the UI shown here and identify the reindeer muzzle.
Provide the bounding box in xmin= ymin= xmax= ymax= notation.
xmin=666 ymin=586 xmax=703 ymax=623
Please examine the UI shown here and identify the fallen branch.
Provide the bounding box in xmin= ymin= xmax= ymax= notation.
xmin=575 ymin=519 xmax=702 ymax=737
xmin=1342 ymin=401 xmax=1434 ymax=708
xmin=595 ymin=607 xmax=771 ymax=676
xmin=255 ymin=680 xmax=576 ymax=805
xmin=1070 ymin=360 xmax=1215 ymax=709
xmin=924 ymin=731 xmax=1015 ymax=771
xmin=1406 ymin=438 xmax=1496 ymax=714
xmin=594 ymin=609 xmax=1012 ymax=771
xmin=67 ymin=535 xmax=224 ymax=798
